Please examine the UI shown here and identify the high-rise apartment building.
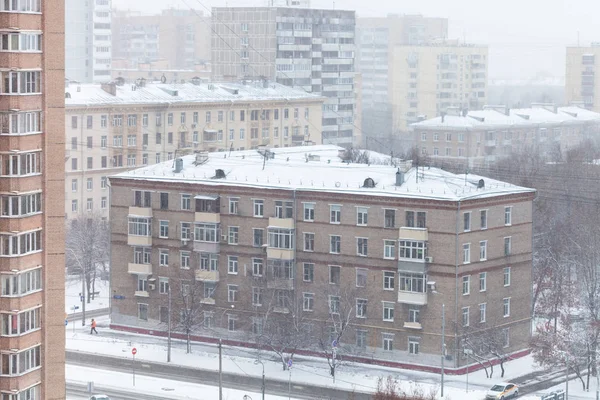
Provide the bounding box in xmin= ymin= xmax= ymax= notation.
xmin=109 ymin=145 xmax=534 ymax=371
xmin=65 ymin=0 xmax=112 ymax=83
xmin=112 ymin=9 xmax=211 ymax=70
xmin=357 ymin=15 xmax=448 ymax=145
xmin=0 ymin=0 xmax=65 ymax=398
xmin=211 ymin=7 xmax=357 ymax=147
xmin=64 ymin=80 xmax=324 ymax=219
xmin=565 ymin=45 xmax=600 ymax=112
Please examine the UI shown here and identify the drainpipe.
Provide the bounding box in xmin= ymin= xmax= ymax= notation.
xmin=454 ymin=199 xmax=462 ymax=370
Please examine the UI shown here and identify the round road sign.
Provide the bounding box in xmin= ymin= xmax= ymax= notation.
xmin=287 ymin=359 xmax=293 ymax=368
xmin=132 ymin=348 xmax=137 ymax=355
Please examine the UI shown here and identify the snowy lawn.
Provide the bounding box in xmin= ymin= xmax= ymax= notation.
xmin=66 ymin=321 xmax=543 ymax=400
xmin=65 ymin=275 xmax=110 ymax=314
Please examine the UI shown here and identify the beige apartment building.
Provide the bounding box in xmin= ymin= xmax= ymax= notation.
xmin=410 ymin=104 xmax=600 ymax=167
xmin=64 ymin=80 xmax=324 ymax=219
xmin=0 ymin=0 xmax=66 ymax=398
xmin=109 ymin=145 xmax=535 ymax=371
xmin=566 ymin=45 xmax=600 ymax=112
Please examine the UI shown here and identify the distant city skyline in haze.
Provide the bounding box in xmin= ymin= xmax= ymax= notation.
xmin=113 ymin=0 xmax=599 ymax=81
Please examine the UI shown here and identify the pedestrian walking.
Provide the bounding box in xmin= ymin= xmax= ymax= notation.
xmin=90 ymin=318 xmax=98 ymax=334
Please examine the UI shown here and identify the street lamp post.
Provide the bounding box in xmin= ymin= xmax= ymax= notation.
xmin=167 ymin=287 xmax=172 ymax=363
xmin=254 ymin=359 xmax=265 ymax=400
xmin=441 ymin=303 xmax=446 ymax=398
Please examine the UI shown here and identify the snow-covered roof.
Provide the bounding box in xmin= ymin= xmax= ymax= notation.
xmin=65 ymin=81 xmax=324 ymax=108
xmin=110 ymin=145 xmax=535 ymax=202
xmin=411 ymin=106 xmax=600 ymax=130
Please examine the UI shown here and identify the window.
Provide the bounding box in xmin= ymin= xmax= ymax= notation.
xmin=1 ymin=111 xmax=42 ymax=135
xmin=383 ymin=271 xmax=395 ymax=290
xmin=504 ymin=237 xmax=512 ymax=256
xmin=228 ymin=285 xmax=238 ymax=302
xmin=252 ymin=258 xmax=263 ymax=276
xmin=357 ymin=207 xmax=368 ymax=226
xmin=356 ymin=299 xmax=368 ymax=318
xmin=250 ymin=228 xmax=263 ymax=247
xmin=303 ymin=203 xmax=315 ymax=221
xmin=479 ymin=272 xmax=487 ymax=292
xmin=101 ymin=115 xmax=107 ymax=128
xmin=383 ymin=302 xmax=394 ymax=321
xmin=463 ymin=243 xmax=471 ymax=264
xmin=1 ymin=192 xmax=42 ymax=217
xmin=1 ymin=268 xmax=41 ymax=297
xmin=228 ymin=256 xmax=238 ymax=274
xmin=133 ymin=247 xmax=151 ymax=265
xmin=462 ymin=307 xmax=470 ymax=326
xmin=228 ymin=197 xmax=239 ymax=214
xmin=464 ymin=212 xmax=471 ymax=231
xmin=303 ymin=263 xmax=314 ymax=282
xmin=228 ymin=226 xmax=239 ymax=245
xmin=357 ymin=238 xmax=368 ymax=256
xmin=1 ymin=152 xmax=41 ymax=176
xmin=480 ymin=241 xmax=487 ymax=261
xmin=137 ymin=278 xmax=148 ymax=296
xmin=330 ymin=205 xmax=341 ymax=223
xmin=239 ymin=128 xmax=245 ymax=140
xmin=384 ymin=209 xmax=396 ymax=228
xmin=408 ymin=336 xmax=420 ymax=354
xmin=133 ymin=191 xmax=151 ymax=207
xmin=480 ymin=210 xmax=487 ymax=229
xmin=330 ymin=235 xmax=341 ymax=254
xmin=180 ymin=251 xmax=190 ymax=269
xmin=200 ymin=253 xmax=219 ymax=271
xmin=159 ymin=249 xmax=169 ymax=266
xmin=100 ymin=196 xmax=107 ymax=209
xmin=268 ymin=228 xmax=294 ymax=249
xmin=86 ymin=198 xmax=93 ymax=211
xmin=409 ymin=308 xmax=420 ymax=323
xmin=303 ymin=293 xmax=314 ymax=311
xmin=504 ymin=206 xmax=512 ymax=225
xmin=71 ymin=200 xmax=77 ymax=212
xmin=329 ymin=265 xmax=340 ymax=285
xmin=479 ymin=303 xmax=486 ymax=323
xmin=181 ymin=194 xmax=192 ymax=210
xmin=252 ymin=287 xmax=262 ymax=306
xmin=381 ymin=239 xmax=396 ymax=259
xmin=160 ymin=193 xmax=169 ymax=210
xmin=159 ymin=277 xmax=169 ymax=294
xmin=329 ymin=295 xmax=340 ymax=314
xmin=399 ymin=240 xmax=425 ymax=260
xmin=0 ymin=345 xmax=41 ymax=376
xmin=159 ymin=220 xmax=169 ymax=238
xmin=228 ymin=314 xmax=237 ymax=332
xmin=2 ymin=71 xmax=41 ymax=94
xmin=303 ymin=232 xmax=314 ymax=251
xmin=86 ymin=157 xmax=93 ymax=169
xmin=1 ymin=307 xmax=40 ymax=336
xmin=194 ymin=223 xmax=218 ymax=242
xmin=100 ymin=176 xmax=107 ymax=189
xmin=502 ymin=328 xmax=510 ymax=348
xmin=253 ymin=199 xmax=264 ymax=217
xmin=504 ymin=267 xmax=511 ymax=286
xmin=462 ymin=275 xmax=470 ymax=295
xmin=274 ymin=201 xmax=293 ymax=218
xmin=128 ymin=217 xmax=151 ymax=236
xmin=405 ymin=211 xmax=426 ymax=228
xmin=399 ymin=273 xmax=425 ymax=293
xmin=503 ymin=297 xmax=511 ymax=317
xmin=138 ymin=303 xmax=148 ymax=321
xmin=356 ymin=268 xmax=367 ymax=287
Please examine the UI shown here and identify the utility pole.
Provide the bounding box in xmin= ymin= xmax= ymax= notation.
xmin=566 ymin=352 xmax=569 ymax=400
xmin=81 ymin=268 xmax=86 ymax=326
xmin=441 ymin=303 xmax=445 ymax=398
xmin=219 ymin=339 xmax=223 ymax=400
xmin=167 ymin=287 xmax=172 ymax=363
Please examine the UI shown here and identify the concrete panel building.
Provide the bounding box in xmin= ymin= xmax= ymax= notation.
xmin=108 ymin=145 xmax=535 ymax=371
xmin=211 ymin=7 xmax=357 ymax=147
xmin=64 ymin=80 xmax=324 ymax=219
xmin=0 ymin=0 xmax=66 ymax=398
xmin=65 ymin=0 xmax=112 ymax=83
xmin=565 ymin=45 xmax=600 ymax=112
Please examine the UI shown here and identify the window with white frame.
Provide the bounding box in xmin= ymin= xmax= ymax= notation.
xmin=504 ymin=206 xmax=512 ymax=225
xmin=399 ymin=272 xmax=425 ymax=293
xmin=464 ymin=211 xmax=471 ymax=231
xmin=462 ymin=307 xmax=470 ymax=326
xmin=328 ymin=295 xmax=340 ymax=314
xmin=408 ymin=337 xmax=420 ymax=354
xmin=1 ymin=268 xmax=41 ymax=297
xmin=356 ymin=268 xmax=367 ymax=287
xmin=159 ymin=249 xmax=169 ymax=266
xmin=228 ymin=285 xmax=238 ymax=302
xmin=0 ymin=230 xmax=41 ymax=256
xmin=268 ymin=228 xmax=294 ymax=249
xmin=503 ymin=297 xmax=511 ymax=317
xmin=356 ymin=299 xmax=368 ymax=318
xmin=228 ymin=197 xmax=239 ymax=214
xmin=200 ymin=253 xmax=218 ymax=271
xmin=181 ymin=222 xmax=192 ymax=240
xmin=357 ymin=237 xmax=368 ymax=256
xmin=329 ymin=265 xmax=340 ymax=285
xmin=383 ymin=302 xmax=394 ymax=321
xmin=228 ymin=226 xmax=239 ymax=244
xmin=274 ymin=200 xmax=293 ymax=218
xmin=180 ymin=251 xmax=190 ymax=269
xmin=504 ymin=266 xmax=511 ymax=286
xmin=0 ymin=152 xmax=41 ymax=176
xmin=463 ymin=243 xmax=471 ymax=264
xmin=383 ymin=333 xmax=394 ymax=351
xmin=1 ymin=307 xmax=40 ymax=336
xmin=228 ymin=256 xmax=238 ymax=274
xmin=303 ymin=203 xmax=314 ymax=221
xmin=383 ymin=271 xmax=395 ymax=290
xmin=462 ymin=275 xmax=470 ymax=295
xmin=504 ymin=237 xmax=512 ymax=256
xmin=502 ymin=328 xmax=510 ymax=348
xmin=356 ymin=207 xmax=368 ymax=226
xmin=330 ymin=204 xmax=341 ymax=223
xmin=133 ymin=247 xmax=151 ymax=264
xmin=0 ymin=384 xmax=39 ymax=400
xmin=180 ymin=194 xmax=192 ymax=210
xmin=0 ymin=111 xmax=41 ymax=135
xmin=399 ymin=240 xmax=425 ymax=260
xmin=303 ymin=263 xmax=314 ymax=282
xmin=303 ymin=292 xmax=314 ymax=311
xmin=383 ymin=240 xmax=396 ymax=259
xmin=203 ymin=311 xmax=214 ymax=328
xmin=159 ymin=220 xmax=169 ymax=238
xmin=1 ymin=71 xmax=41 ymax=94
xmin=0 ymin=345 xmax=41 ymax=376
xmin=480 ymin=240 xmax=487 ymax=261
xmin=228 ymin=314 xmax=237 ymax=331
xmin=479 ymin=303 xmax=486 ymax=323
xmin=252 ymin=287 xmax=262 ymax=306
xmin=480 ymin=210 xmax=487 ymax=229
xmin=409 ymin=307 xmax=420 ymax=323
xmin=384 ymin=209 xmax=396 ymax=228
xmin=479 ymin=272 xmax=487 ymax=291
xmin=253 ymin=199 xmax=264 ymax=217
xmin=252 ymin=258 xmax=263 ymax=277
xmin=138 ymin=303 xmax=148 ymax=320
xmin=194 ymin=223 xmax=218 ymax=242
xmin=356 ymin=329 xmax=367 ymax=348
xmin=330 ymin=235 xmax=341 ymax=254
xmin=303 ymin=232 xmax=314 ymax=251
xmin=1 ymin=192 xmax=41 ymax=217
xmin=159 ymin=277 xmax=169 ymax=294
xmin=128 ymin=217 xmax=151 ymax=236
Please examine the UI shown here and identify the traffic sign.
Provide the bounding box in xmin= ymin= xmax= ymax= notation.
xmin=332 ymin=340 xmax=338 ymax=348
xmin=132 ymin=348 xmax=137 ymax=355
xmin=287 ymin=359 xmax=293 ymax=368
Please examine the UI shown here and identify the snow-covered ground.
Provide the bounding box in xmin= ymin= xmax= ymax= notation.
xmin=66 ymin=319 xmax=546 ymax=400
xmin=65 ymin=275 xmax=110 ymax=314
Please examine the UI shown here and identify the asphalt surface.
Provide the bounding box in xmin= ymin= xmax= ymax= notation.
xmin=67 ymin=350 xmax=372 ymax=400
xmin=67 ymin=308 xmax=110 ymax=322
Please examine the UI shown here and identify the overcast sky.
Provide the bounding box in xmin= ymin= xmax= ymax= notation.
xmin=114 ymin=0 xmax=600 ymax=81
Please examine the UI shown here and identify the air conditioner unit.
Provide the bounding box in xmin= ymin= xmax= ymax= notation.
xmin=148 ymin=283 xmax=156 ymax=290
xmin=221 ymin=234 xmax=227 ymax=242
xmin=425 ymin=256 xmax=433 ymax=263
xmin=181 ymin=238 xmax=189 ymax=246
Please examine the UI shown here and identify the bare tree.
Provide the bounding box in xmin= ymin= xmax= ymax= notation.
xmin=65 ymin=213 xmax=109 ymax=303
xmin=462 ymin=319 xmax=513 ymax=379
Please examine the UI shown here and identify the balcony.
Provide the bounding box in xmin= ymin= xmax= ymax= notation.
xmin=397 ymin=291 xmax=427 ymax=305
xmin=195 ymin=212 xmax=220 ymax=224
xmin=266 ymin=248 xmax=294 ymax=260
xmin=485 ymin=140 xmax=497 ymax=147
xmin=129 ymin=206 xmax=152 ymax=217
xmin=193 ymin=241 xmax=220 ymax=254
xmin=195 ymin=270 xmax=220 ymax=282
xmin=399 ymin=227 xmax=428 ymax=241
xmin=128 ymin=263 xmax=152 ymax=275
xmin=134 ymin=290 xmax=149 ymax=298
xmin=128 ymin=235 xmax=152 ymax=247
xmin=267 ymin=278 xmax=294 ymax=290
xmin=403 ymin=322 xmax=423 ymax=330
xmin=200 ymin=297 xmax=216 ymax=305
xmin=268 ymin=217 xmax=294 ymax=229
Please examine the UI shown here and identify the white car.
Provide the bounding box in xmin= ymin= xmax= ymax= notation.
xmin=89 ymin=396 xmax=111 ymax=400
xmin=486 ymin=382 xmax=519 ymax=400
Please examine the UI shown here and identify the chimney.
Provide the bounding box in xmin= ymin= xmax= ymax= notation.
xmin=395 ymin=168 xmax=404 ymax=186
xmin=101 ymin=82 xmax=117 ymax=96
xmin=173 ymin=158 xmax=184 ymax=173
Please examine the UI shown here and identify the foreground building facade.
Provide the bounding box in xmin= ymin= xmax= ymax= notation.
xmin=0 ymin=0 xmax=66 ymax=398
xmin=65 ymin=80 xmax=324 ymax=219
xmin=109 ymin=145 xmax=534 ymax=372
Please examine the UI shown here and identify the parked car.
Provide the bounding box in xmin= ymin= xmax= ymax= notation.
xmin=486 ymin=382 xmax=519 ymax=399
xmin=89 ymin=396 xmax=111 ymax=400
